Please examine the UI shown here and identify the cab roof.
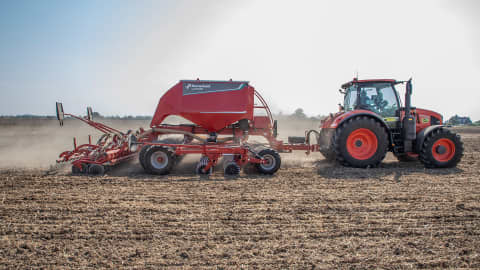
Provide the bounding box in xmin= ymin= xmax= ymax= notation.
xmin=341 ymin=78 xmax=398 ymax=89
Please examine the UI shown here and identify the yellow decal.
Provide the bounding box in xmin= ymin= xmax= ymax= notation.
xmin=384 ymin=117 xmax=398 ymax=122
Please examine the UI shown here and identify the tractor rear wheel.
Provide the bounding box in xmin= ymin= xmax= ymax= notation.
xmin=144 ymin=146 xmax=175 ymax=175
xmin=333 ymin=116 xmax=388 ymax=168
xmin=255 ymin=149 xmax=281 ymax=174
xmin=319 ymin=129 xmax=336 ymax=161
xmin=419 ymin=128 xmax=463 ymax=168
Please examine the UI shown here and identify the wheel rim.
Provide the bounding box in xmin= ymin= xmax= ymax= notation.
xmin=432 ymin=138 xmax=455 ymax=162
xmin=260 ymin=154 xmax=276 ymax=170
xmin=346 ymin=128 xmax=378 ymax=160
xmin=150 ymin=151 xmax=168 ymax=169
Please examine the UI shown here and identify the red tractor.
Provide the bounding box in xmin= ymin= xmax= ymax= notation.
xmin=318 ymin=78 xmax=463 ymax=168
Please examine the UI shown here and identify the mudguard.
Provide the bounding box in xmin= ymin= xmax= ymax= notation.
xmin=415 ymin=125 xmax=444 ymax=152
xmin=323 ymin=110 xmax=389 ymax=130
xmin=339 ymin=112 xmax=389 ymax=129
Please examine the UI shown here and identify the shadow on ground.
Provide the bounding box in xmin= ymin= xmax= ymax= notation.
xmin=103 ymin=156 xmax=276 ymax=182
xmin=315 ymin=159 xmax=463 ymax=181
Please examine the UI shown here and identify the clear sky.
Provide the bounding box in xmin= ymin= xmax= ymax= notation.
xmin=1 ymin=0 xmax=479 ymax=120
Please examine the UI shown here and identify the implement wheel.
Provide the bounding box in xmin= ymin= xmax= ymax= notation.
xmin=419 ymin=128 xmax=463 ymax=168
xmin=144 ymin=146 xmax=174 ymax=175
xmin=88 ymin=164 xmax=105 ymax=176
xmin=255 ymin=149 xmax=281 ymax=175
xmin=224 ymin=161 xmax=241 ymax=176
xmin=138 ymin=145 xmax=151 ymax=170
xmin=71 ymin=163 xmax=87 ymax=175
xmin=333 ymin=116 xmax=388 ymax=168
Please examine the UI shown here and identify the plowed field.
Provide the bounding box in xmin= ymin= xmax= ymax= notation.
xmin=1 ymin=123 xmax=479 ymax=269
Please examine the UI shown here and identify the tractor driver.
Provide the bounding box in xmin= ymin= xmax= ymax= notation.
xmin=357 ymin=89 xmax=373 ymax=110
xmin=371 ymin=91 xmax=388 ymax=113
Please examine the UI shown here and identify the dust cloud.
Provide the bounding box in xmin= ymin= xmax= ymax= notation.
xmin=0 ymin=118 xmax=148 ymax=169
xmin=0 ymin=117 xmax=326 ymax=171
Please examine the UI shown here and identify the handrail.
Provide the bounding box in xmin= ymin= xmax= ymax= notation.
xmin=254 ymin=90 xmax=274 ymax=127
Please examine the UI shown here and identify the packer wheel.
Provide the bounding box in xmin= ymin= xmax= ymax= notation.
xmin=224 ymin=161 xmax=241 ymax=175
xmin=88 ymin=164 xmax=105 ymax=176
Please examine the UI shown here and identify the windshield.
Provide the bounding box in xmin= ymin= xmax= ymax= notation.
xmin=343 ymin=83 xmax=399 ymax=117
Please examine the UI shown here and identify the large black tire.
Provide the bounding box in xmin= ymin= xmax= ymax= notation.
xmin=255 ymin=149 xmax=281 ymax=175
xmin=71 ymin=163 xmax=87 ymax=175
xmin=157 ymin=137 xmax=185 ymax=164
xmin=224 ymin=161 xmax=241 ymax=176
xmin=419 ymin=128 xmax=463 ymax=168
xmin=333 ymin=116 xmax=388 ymax=168
xmin=144 ymin=146 xmax=175 ymax=175
xmin=318 ymin=129 xmax=336 ymax=161
xmin=138 ymin=145 xmax=151 ymax=170
xmin=139 ymin=138 xmax=184 ymax=171
xmin=88 ymin=164 xmax=105 ymax=176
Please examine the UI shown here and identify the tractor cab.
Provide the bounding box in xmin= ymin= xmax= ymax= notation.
xmin=341 ymin=79 xmax=401 ymax=120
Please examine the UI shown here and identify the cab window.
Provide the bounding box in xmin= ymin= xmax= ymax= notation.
xmin=343 ymin=83 xmax=399 ymax=117
xmin=344 ymin=86 xmax=357 ymax=112
xmin=375 ymin=83 xmax=399 ymax=117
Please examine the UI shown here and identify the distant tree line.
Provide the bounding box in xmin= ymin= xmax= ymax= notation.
xmin=7 ymin=110 xmax=479 ymax=125
xmin=0 ymin=108 xmax=327 ymax=121
xmin=0 ymin=114 xmax=57 ymax=119
xmin=0 ymin=113 xmax=153 ymax=120
xmin=276 ymin=108 xmax=326 ymax=121
xmin=446 ymin=115 xmax=473 ymax=126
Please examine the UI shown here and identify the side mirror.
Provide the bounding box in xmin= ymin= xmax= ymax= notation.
xmin=56 ymin=102 xmax=64 ymax=126
xmin=87 ymin=107 xmax=93 ymax=121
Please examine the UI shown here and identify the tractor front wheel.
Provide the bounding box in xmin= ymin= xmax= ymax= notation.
xmin=333 ymin=116 xmax=388 ymax=168
xmin=419 ymin=128 xmax=463 ymax=168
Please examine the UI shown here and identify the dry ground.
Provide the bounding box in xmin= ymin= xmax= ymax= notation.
xmin=0 ymin=121 xmax=479 ymax=269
